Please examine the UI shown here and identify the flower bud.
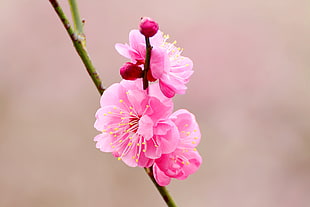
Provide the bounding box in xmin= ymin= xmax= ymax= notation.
xmin=139 ymin=17 xmax=159 ymax=37
xmin=120 ymin=62 xmax=143 ymax=80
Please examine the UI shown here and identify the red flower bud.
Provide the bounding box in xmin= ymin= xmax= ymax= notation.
xmin=120 ymin=62 xmax=143 ymax=80
xmin=139 ymin=17 xmax=159 ymax=37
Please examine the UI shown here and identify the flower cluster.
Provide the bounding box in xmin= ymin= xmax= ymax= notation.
xmin=94 ymin=18 xmax=202 ymax=186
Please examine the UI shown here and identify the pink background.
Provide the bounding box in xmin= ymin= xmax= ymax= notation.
xmin=0 ymin=0 xmax=309 ymax=206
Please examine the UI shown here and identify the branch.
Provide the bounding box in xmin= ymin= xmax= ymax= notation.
xmin=49 ymin=1 xmax=177 ymax=206
xmin=49 ymin=0 xmax=105 ymax=95
xmin=143 ymin=36 xmax=152 ymax=90
xmin=144 ymin=167 xmax=177 ymax=207
xmin=68 ymin=0 xmax=84 ymax=34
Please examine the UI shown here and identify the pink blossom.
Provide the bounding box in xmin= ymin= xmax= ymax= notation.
xmin=153 ymin=109 xmax=202 ymax=186
xmin=119 ymin=62 xmax=143 ymax=80
xmin=115 ymin=30 xmax=193 ymax=97
xmin=94 ymin=80 xmax=179 ymax=167
xmin=139 ymin=17 xmax=159 ymax=37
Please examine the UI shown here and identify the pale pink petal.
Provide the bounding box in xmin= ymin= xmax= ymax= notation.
xmin=149 ymin=47 xmax=167 ymax=79
xmin=94 ymin=105 xmax=123 ymax=131
xmin=171 ymin=57 xmax=193 ymax=72
xmin=154 ymin=120 xmax=179 ymax=154
xmin=137 ymin=115 xmax=154 ymax=140
xmin=120 ymin=79 xmax=143 ymax=91
xmin=126 ymin=89 xmax=147 ymax=115
xmin=160 ymin=72 xmax=188 ymax=93
xmin=154 ymin=149 xmax=202 ymax=180
xmin=100 ymin=83 xmax=128 ymax=107
xmin=129 ymin=30 xmax=145 ymax=52
xmin=153 ymin=163 xmax=171 ymax=186
xmin=145 ymin=140 xmax=162 ymax=159
xmin=170 ymin=109 xmax=201 ymax=148
xmin=94 ymin=134 xmax=114 ymax=152
xmin=145 ymin=120 xmax=179 ymax=159
xmin=136 ymin=152 xmax=155 ymax=168
xmin=148 ymin=83 xmax=172 ymax=106
xmin=159 ymin=80 xmax=176 ymax=98
xmin=146 ymin=96 xmax=173 ymax=122
xmin=115 ymin=43 xmax=131 ymax=59
xmin=118 ymin=147 xmax=139 ymax=167
xmin=150 ymin=30 xmax=164 ymax=46
xmin=177 ymin=150 xmax=202 ymax=180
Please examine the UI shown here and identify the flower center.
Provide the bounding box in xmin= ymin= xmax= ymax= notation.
xmin=127 ymin=116 xmax=141 ymax=133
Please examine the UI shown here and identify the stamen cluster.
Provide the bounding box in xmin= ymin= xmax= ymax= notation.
xmin=94 ymin=17 xmax=202 ymax=186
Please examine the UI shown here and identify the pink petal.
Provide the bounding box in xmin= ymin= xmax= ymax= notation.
xmin=144 ymin=121 xmax=178 ymax=159
xmin=154 ymin=120 xmax=179 ymax=154
xmin=148 ymin=83 xmax=173 ymax=107
xmin=170 ymin=109 xmax=201 ymax=148
xmin=145 ymin=140 xmax=162 ymax=159
xmin=126 ymin=89 xmax=147 ymax=115
xmin=149 ymin=47 xmax=167 ymax=79
xmin=119 ymin=148 xmax=139 ymax=167
xmin=129 ymin=30 xmax=146 ymax=59
xmin=115 ymin=43 xmax=131 ymax=59
xmin=146 ymin=96 xmax=173 ymax=122
xmin=149 ymin=30 xmax=164 ymax=46
xmin=178 ymin=150 xmax=202 ymax=179
xmin=118 ymin=139 xmax=155 ymax=168
xmin=154 ymin=149 xmax=202 ymax=180
xmin=94 ymin=105 xmax=122 ymax=131
xmin=94 ymin=134 xmax=114 ymax=152
xmin=160 ymin=73 xmax=188 ymax=94
xmin=137 ymin=115 xmax=154 ymax=140
xmin=153 ymin=164 xmax=171 ymax=186
xmin=159 ymin=80 xmax=176 ymax=98
xmin=100 ymin=83 xmax=128 ymax=107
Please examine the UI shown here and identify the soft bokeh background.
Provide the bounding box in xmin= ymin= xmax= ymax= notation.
xmin=1 ymin=0 xmax=309 ymax=206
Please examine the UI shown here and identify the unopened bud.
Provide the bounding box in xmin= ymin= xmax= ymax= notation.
xmin=120 ymin=62 xmax=143 ymax=80
xmin=139 ymin=17 xmax=159 ymax=37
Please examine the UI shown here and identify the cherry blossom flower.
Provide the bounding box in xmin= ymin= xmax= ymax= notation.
xmin=115 ymin=30 xmax=193 ymax=97
xmin=153 ymin=109 xmax=202 ymax=186
xmin=94 ymin=80 xmax=179 ymax=167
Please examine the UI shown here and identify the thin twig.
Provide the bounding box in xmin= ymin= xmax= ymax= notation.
xmin=68 ymin=0 xmax=84 ymax=34
xmin=144 ymin=167 xmax=178 ymax=207
xmin=143 ymin=36 xmax=152 ymax=90
xmin=49 ymin=0 xmax=105 ymax=95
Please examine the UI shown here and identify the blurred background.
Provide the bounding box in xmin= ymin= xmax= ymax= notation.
xmin=0 ymin=0 xmax=309 ymax=206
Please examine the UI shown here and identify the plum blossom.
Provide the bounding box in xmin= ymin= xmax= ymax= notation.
xmin=94 ymin=80 xmax=179 ymax=167
xmin=119 ymin=62 xmax=143 ymax=80
xmin=115 ymin=30 xmax=193 ymax=98
xmin=139 ymin=17 xmax=159 ymax=37
xmin=153 ymin=109 xmax=202 ymax=186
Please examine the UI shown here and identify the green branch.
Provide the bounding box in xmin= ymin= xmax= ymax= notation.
xmin=49 ymin=0 xmax=105 ymax=95
xmin=144 ymin=167 xmax=177 ymax=207
xmin=68 ymin=0 xmax=84 ymax=34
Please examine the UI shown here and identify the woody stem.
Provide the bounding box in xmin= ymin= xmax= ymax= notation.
xmin=144 ymin=167 xmax=178 ymax=207
xmin=143 ymin=36 xmax=152 ymax=90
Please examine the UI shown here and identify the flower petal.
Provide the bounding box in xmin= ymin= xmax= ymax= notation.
xmin=115 ymin=43 xmax=131 ymax=59
xmin=170 ymin=109 xmax=201 ymax=148
xmin=137 ymin=115 xmax=154 ymax=140
xmin=159 ymin=79 xmax=176 ymax=98
xmin=129 ymin=30 xmax=146 ymax=59
xmin=153 ymin=163 xmax=171 ymax=186
xmin=149 ymin=47 xmax=167 ymax=79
